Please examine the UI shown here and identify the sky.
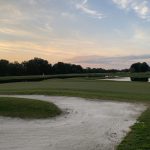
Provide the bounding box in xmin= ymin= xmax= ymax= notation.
xmin=0 ymin=0 xmax=150 ymax=69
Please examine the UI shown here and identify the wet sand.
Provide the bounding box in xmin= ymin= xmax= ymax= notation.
xmin=0 ymin=95 xmax=146 ymax=150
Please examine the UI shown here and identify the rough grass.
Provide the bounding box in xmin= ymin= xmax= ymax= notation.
xmin=0 ymin=97 xmax=62 ymax=119
xmin=117 ymin=107 xmax=150 ymax=150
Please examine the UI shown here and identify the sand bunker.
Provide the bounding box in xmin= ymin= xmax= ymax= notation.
xmin=0 ymin=95 xmax=146 ymax=150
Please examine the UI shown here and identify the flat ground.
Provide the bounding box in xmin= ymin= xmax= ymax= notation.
xmin=0 ymin=78 xmax=150 ymax=149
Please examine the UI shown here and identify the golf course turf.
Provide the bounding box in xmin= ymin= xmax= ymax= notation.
xmin=0 ymin=77 xmax=149 ymax=149
xmin=117 ymin=107 xmax=150 ymax=150
xmin=0 ymin=97 xmax=62 ymax=119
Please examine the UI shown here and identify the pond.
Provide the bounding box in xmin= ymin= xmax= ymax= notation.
xmin=101 ymin=77 xmax=150 ymax=82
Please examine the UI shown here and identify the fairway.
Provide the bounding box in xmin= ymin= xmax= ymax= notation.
xmin=0 ymin=78 xmax=150 ymax=102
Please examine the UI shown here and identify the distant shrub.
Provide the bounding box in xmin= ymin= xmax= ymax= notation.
xmin=130 ymin=62 xmax=150 ymax=73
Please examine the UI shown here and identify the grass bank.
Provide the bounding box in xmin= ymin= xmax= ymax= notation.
xmin=0 ymin=73 xmax=105 ymax=84
xmin=117 ymin=107 xmax=150 ymax=150
xmin=0 ymin=97 xmax=62 ymax=119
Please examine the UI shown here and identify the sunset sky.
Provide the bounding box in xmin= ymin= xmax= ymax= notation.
xmin=0 ymin=0 xmax=150 ymax=69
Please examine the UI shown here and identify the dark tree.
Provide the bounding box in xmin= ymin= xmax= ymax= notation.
xmin=71 ymin=64 xmax=83 ymax=73
xmin=0 ymin=59 xmax=9 ymax=76
xmin=8 ymin=62 xmax=25 ymax=76
xmin=130 ymin=62 xmax=150 ymax=72
xmin=23 ymin=58 xmax=52 ymax=75
xmin=84 ymin=67 xmax=106 ymax=73
xmin=141 ymin=62 xmax=150 ymax=72
xmin=52 ymin=62 xmax=83 ymax=74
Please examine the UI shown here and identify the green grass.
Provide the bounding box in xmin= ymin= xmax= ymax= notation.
xmin=0 ymin=97 xmax=62 ymax=119
xmin=0 ymin=73 xmax=105 ymax=83
xmin=0 ymin=78 xmax=150 ymax=102
xmin=117 ymin=107 xmax=150 ymax=150
xmin=0 ymin=72 xmax=149 ymax=84
xmin=0 ymin=77 xmax=149 ymax=149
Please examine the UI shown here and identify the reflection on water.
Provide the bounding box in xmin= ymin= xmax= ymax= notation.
xmin=101 ymin=77 xmax=150 ymax=82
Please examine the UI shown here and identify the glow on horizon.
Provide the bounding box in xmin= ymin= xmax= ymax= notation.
xmin=0 ymin=0 xmax=150 ymax=69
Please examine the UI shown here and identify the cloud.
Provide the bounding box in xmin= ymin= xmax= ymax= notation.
xmin=0 ymin=40 xmax=76 ymax=61
xmin=112 ymin=0 xmax=150 ymax=20
xmin=0 ymin=0 xmax=55 ymax=43
xmin=76 ymin=0 xmax=104 ymax=19
xmin=0 ymin=27 xmax=38 ymax=38
xmin=70 ymin=54 xmax=150 ymax=68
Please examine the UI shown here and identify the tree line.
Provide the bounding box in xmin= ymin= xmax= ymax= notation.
xmin=0 ymin=58 xmax=83 ymax=76
xmin=0 ymin=57 xmax=149 ymax=76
